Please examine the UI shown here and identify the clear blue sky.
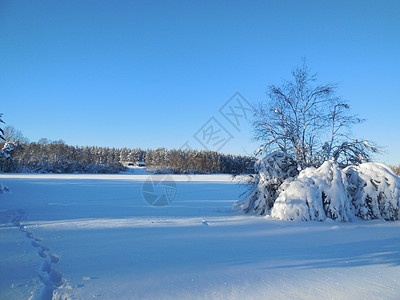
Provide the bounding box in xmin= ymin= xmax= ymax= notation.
xmin=1 ymin=0 xmax=399 ymax=163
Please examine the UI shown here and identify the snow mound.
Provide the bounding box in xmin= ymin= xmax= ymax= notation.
xmin=271 ymin=160 xmax=352 ymax=221
xmin=234 ymin=152 xmax=298 ymax=215
xmin=345 ymin=163 xmax=400 ymax=221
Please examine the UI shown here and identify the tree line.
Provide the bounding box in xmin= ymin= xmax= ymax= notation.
xmin=0 ymin=139 xmax=254 ymax=174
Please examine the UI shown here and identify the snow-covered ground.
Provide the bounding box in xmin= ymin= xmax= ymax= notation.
xmin=1 ymin=173 xmax=400 ymax=299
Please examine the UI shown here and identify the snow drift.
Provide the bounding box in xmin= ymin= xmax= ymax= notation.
xmin=235 ymin=153 xmax=400 ymax=222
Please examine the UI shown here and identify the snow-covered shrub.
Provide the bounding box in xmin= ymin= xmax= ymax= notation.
xmin=235 ymin=154 xmax=400 ymax=222
xmin=270 ymin=160 xmax=352 ymax=221
xmin=0 ymin=142 xmax=15 ymax=159
xmin=233 ymin=152 xmax=298 ymax=215
xmin=345 ymin=163 xmax=400 ymax=221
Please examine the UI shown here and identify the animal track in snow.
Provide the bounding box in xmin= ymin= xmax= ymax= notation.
xmin=49 ymin=253 xmax=60 ymax=264
xmin=31 ymin=240 xmax=41 ymax=248
xmin=38 ymin=248 xmax=47 ymax=259
xmin=9 ymin=209 xmax=69 ymax=300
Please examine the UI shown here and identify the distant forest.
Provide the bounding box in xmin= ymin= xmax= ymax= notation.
xmin=0 ymin=140 xmax=255 ymax=174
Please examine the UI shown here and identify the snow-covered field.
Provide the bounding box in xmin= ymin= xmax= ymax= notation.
xmin=1 ymin=171 xmax=400 ymax=299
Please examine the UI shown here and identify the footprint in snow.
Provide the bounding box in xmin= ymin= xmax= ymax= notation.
xmin=49 ymin=253 xmax=60 ymax=264
xmin=42 ymin=261 xmax=51 ymax=273
xmin=31 ymin=240 xmax=41 ymax=248
xmin=38 ymin=248 xmax=47 ymax=258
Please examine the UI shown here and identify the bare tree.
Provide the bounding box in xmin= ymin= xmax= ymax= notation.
xmin=2 ymin=125 xmax=30 ymax=144
xmin=253 ymin=61 xmax=378 ymax=168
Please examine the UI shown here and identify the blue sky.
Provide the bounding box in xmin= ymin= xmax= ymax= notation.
xmin=1 ymin=0 xmax=399 ymax=163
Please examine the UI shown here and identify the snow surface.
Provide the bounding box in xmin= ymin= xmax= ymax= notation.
xmin=1 ymin=173 xmax=400 ymax=299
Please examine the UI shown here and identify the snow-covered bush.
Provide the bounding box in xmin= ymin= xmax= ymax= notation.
xmin=0 ymin=142 xmax=15 ymax=159
xmin=234 ymin=152 xmax=298 ymax=215
xmin=271 ymin=160 xmax=352 ymax=221
xmin=345 ymin=163 xmax=400 ymax=221
xmin=235 ymin=158 xmax=400 ymax=222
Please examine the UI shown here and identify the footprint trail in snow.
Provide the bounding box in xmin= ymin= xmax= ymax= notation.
xmin=10 ymin=209 xmax=70 ymax=300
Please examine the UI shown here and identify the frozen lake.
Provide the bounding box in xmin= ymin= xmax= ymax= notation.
xmin=1 ymin=173 xmax=400 ymax=299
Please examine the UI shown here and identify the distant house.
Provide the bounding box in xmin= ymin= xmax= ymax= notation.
xmin=136 ymin=161 xmax=146 ymax=167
